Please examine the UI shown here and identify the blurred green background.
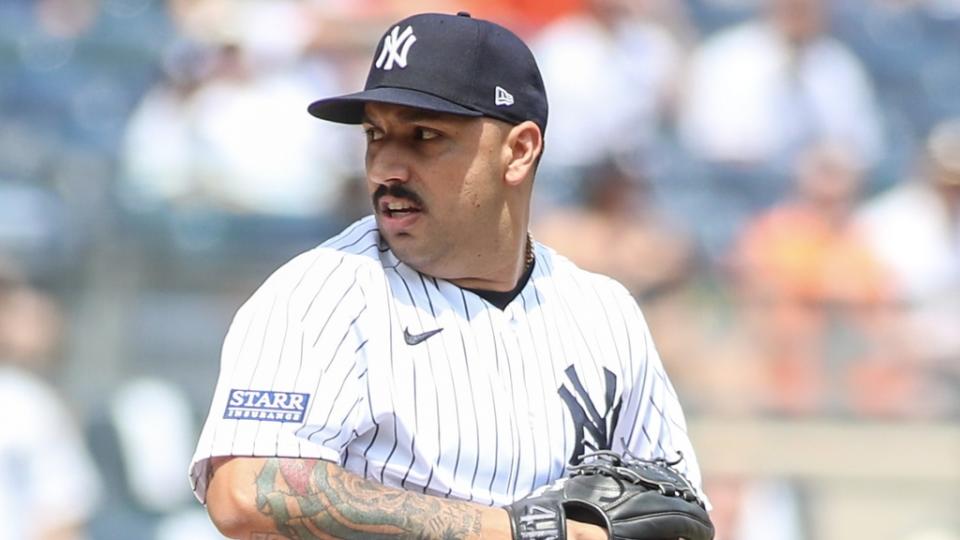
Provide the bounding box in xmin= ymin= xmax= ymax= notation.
xmin=0 ymin=0 xmax=957 ymax=539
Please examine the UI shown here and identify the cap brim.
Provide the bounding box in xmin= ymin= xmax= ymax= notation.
xmin=308 ymin=87 xmax=483 ymax=124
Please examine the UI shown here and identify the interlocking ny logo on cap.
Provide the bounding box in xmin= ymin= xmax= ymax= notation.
xmin=376 ymin=25 xmax=417 ymax=70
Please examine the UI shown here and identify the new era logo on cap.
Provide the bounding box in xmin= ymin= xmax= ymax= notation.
xmin=375 ymin=25 xmax=417 ymax=70
xmin=495 ymin=86 xmax=514 ymax=107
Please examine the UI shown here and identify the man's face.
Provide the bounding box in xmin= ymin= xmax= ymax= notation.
xmin=361 ymin=102 xmax=511 ymax=279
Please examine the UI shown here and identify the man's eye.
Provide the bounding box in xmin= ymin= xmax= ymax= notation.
xmin=415 ymin=127 xmax=439 ymax=141
xmin=364 ymin=128 xmax=384 ymax=142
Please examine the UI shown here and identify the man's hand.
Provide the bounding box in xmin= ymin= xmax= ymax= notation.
xmin=504 ymin=451 xmax=713 ymax=540
xmin=567 ymin=520 xmax=608 ymax=540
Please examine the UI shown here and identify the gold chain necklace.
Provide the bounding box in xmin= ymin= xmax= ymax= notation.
xmin=525 ymin=231 xmax=535 ymax=270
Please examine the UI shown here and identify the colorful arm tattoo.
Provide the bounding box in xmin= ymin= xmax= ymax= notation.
xmin=254 ymin=459 xmax=483 ymax=540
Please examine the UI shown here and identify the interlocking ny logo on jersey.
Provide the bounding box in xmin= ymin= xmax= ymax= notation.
xmin=558 ymin=365 xmax=622 ymax=465
xmin=224 ymin=389 xmax=310 ymax=422
xmin=376 ymin=25 xmax=417 ymax=70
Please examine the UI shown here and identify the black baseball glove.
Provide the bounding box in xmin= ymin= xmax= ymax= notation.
xmin=505 ymin=450 xmax=714 ymax=540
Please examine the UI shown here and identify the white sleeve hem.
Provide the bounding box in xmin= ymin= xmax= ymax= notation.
xmin=188 ymin=445 xmax=342 ymax=505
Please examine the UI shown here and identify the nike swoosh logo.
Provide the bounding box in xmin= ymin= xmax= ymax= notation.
xmin=404 ymin=327 xmax=443 ymax=346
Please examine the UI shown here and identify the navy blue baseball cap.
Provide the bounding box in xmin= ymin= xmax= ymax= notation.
xmin=308 ymin=12 xmax=548 ymax=133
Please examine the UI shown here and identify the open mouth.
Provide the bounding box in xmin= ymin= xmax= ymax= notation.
xmin=380 ymin=199 xmax=423 ymax=218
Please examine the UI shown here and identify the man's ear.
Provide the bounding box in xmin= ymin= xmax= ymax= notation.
xmin=504 ymin=121 xmax=543 ymax=186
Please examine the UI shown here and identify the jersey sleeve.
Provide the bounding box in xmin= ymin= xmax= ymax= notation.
xmin=188 ymin=249 xmax=376 ymax=503
xmin=609 ymin=287 xmax=709 ymax=507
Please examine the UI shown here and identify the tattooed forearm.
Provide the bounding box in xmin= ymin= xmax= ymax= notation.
xmin=254 ymin=459 xmax=483 ymax=540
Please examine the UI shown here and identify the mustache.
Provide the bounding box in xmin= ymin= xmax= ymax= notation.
xmin=372 ymin=184 xmax=424 ymax=208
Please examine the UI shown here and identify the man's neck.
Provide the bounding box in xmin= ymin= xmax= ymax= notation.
xmin=465 ymin=255 xmax=536 ymax=310
xmin=447 ymin=231 xmax=533 ymax=292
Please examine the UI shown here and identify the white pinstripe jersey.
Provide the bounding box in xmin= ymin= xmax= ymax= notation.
xmin=189 ymin=216 xmax=705 ymax=507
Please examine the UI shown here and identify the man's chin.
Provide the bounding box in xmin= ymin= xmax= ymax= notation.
xmin=382 ymin=235 xmax=445 ymax=275
xmin=379 ymin=228 xmax=417 ymax=259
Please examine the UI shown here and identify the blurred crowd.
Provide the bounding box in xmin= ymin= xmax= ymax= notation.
xmin=0 ymin=0 xmax=958 ymax=539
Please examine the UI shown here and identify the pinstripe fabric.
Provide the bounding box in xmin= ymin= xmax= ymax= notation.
xmin=189 ymin=216 xmax=704 ymax=507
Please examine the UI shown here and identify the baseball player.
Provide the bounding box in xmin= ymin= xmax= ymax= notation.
xmin=190 ymin=12 xmax=710 ymax=540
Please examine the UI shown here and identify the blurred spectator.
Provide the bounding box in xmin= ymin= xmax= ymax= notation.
xmin=122 ymin=0 xmax=356 ymax=218
xmin=86 ymin=377 xmax=225 ymax=540
xmin=678 ymin=0 xmax=884 ymax=169
xmin=730 ymin=141 xmax=910 ymax=415
xmin=531 ymin=0 xmax=686 ymax=205
xmin=855 ymin=118 xmax=960 ymax=411
xmin=0 ymin=262 xmax=102 ymax=540
xmin=830 ymin=0 xmax=960 ymax=187
xmin=857 ymin=117 xmax=960 ymax=331
xmin=119 ymin=39 xmax=211 ymax=213
xmin=533 ymin=157 xmax=695 ymax=302
xmin=669 ymin=0 xmax=884 ymax=264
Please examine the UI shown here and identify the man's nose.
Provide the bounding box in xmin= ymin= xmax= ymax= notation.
xmin=367 ymin=143 xmax=412 ymax=186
